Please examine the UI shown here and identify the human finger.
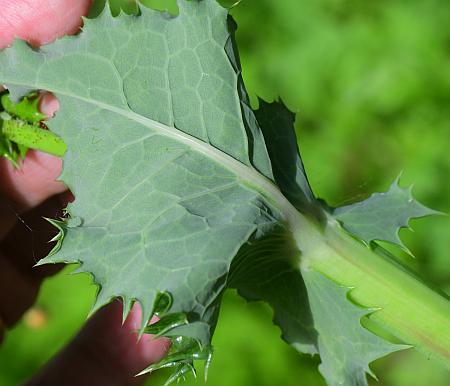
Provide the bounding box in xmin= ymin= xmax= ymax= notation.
xmin=0 ymin=0 xmax=92 ymax=49
xmin=25 ymin=301 xmax=170 ymax=386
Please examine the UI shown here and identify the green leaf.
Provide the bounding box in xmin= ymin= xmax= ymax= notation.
xmin=138 ymin=335 xmax=212 ymax=377
xmin=1 ymin=119 xmax=67 ymax=157
xmin=0 ymin=90 xmax=61 ymax=163
xmin=333 ymin=176 xmax=440 ymax=251
xmin=109 ymin=0 xmax=140 ymax=15
xmin=228 ymin=225 xmax=318 ymax=355
xmin=302 ymin=269 xmax=407 ymax=386
xmin=255 ymin=99 xmax=319 ymax=215
xmin=0 ymin=0 xmax=294 ymax=374
xmin=144 ymin=312 xmax=188 ymax=337
xmin=44 ymin=218 xmax=67 ymax=257
xmin=0 ymin=92 xmax=46 ymax=124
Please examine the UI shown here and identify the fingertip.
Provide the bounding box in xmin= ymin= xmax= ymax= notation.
xmin=125 ymin=303 xmax=171 ymax=365
xmin=138 ymin=334 xmax=172 ymax=365
xmin=39 ymin=92 xmax=60 ymax=118
xmin=0 ymin=0 xmax=93 ymax=49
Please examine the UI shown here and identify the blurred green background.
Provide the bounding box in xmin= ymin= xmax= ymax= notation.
xmin=1 ymin=0 xmax=449 ymax=385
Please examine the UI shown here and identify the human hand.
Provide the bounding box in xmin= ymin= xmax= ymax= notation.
xmin=0 ymin=1 xmax=169 ymax=385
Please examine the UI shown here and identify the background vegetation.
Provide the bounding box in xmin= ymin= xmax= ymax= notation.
xmin=1 ymin=0 xmax=449 ymax=384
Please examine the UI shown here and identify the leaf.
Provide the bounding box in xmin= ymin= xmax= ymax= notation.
xmin=0 ymin=92 xmax=46 ymax=124
xmin=0 ymin=90 xmax=48 ymax=164
xmin=44 ymin=218 xmax=67 ymax=257
xmin=302 ymin=269 xmax=407 ymax=386
xmin=255 ymin=99 xmax=318 ymax=214
xmin=144 ymin=312 xmax=188 ymax=337
xmin=140 ymin=335 xmax=212 ymax=372
xmin=226 ymin=99 xmax=319 ymax=355
xmin=0 ymin=0 xmax=296 ymax=373
xmin=333 ymin=176 xmax=440 ymax=251
xmin=228 ymin=224 xmax=318 ymax=355
xmin=162 ymin=363 xmax=197 ymax=386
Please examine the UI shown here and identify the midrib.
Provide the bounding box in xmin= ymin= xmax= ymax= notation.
xmin=9 ymin=82 xmax=305 ymax=231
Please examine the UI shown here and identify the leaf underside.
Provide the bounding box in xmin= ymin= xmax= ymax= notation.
xmin=0 ymin=1 xmax=434 ymax=385
xmin=0 ymin=0 xmax=290 ymax=372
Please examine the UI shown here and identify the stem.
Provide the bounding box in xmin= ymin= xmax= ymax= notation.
xmin=1 ymin=119 xmax=66 ymax=157
xmin=300 ymin=215 xmax=450 ymax=368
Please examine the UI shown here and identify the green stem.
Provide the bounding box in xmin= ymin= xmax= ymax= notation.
xmin=1 ymin=119 xmax=66 ymax=157
xmin=300 ymin=215 xmax=450 ymax=368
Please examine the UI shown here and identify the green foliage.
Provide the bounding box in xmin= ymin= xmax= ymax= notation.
xmin=0 ymin=92 xmax=66 ymax=163
xmin=0 ymin=92 xmax=43 ymax=165
xmin=1 ymin=0 xmax=291 ymax=378
xmin=229 ymin=224 xmax=317 ymax=355
xmin=1 ymin=92 xmax=45 ymax=123
xmin=255 ymin=100 xmax=317 ymax=214
xmin=0 ymin=1 xmax=449 ymax=386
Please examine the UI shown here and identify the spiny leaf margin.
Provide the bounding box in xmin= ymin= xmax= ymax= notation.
xmin=302 ymin=269 xmax=408 ymax=386
xmin=333 ymin=176 xmax=440 ymax=253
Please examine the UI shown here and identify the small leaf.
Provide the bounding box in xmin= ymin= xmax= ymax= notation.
xmin=333 ymin=176 xmax=440 ymax=251
xmin=0 ymin=92 xmax=46 ymax=123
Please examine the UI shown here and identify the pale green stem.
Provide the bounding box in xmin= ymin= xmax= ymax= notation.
xmin=2 ymin=119 xmax=66 ymax=157
xmin=300 ymin=214 xmax=450 ymax=368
